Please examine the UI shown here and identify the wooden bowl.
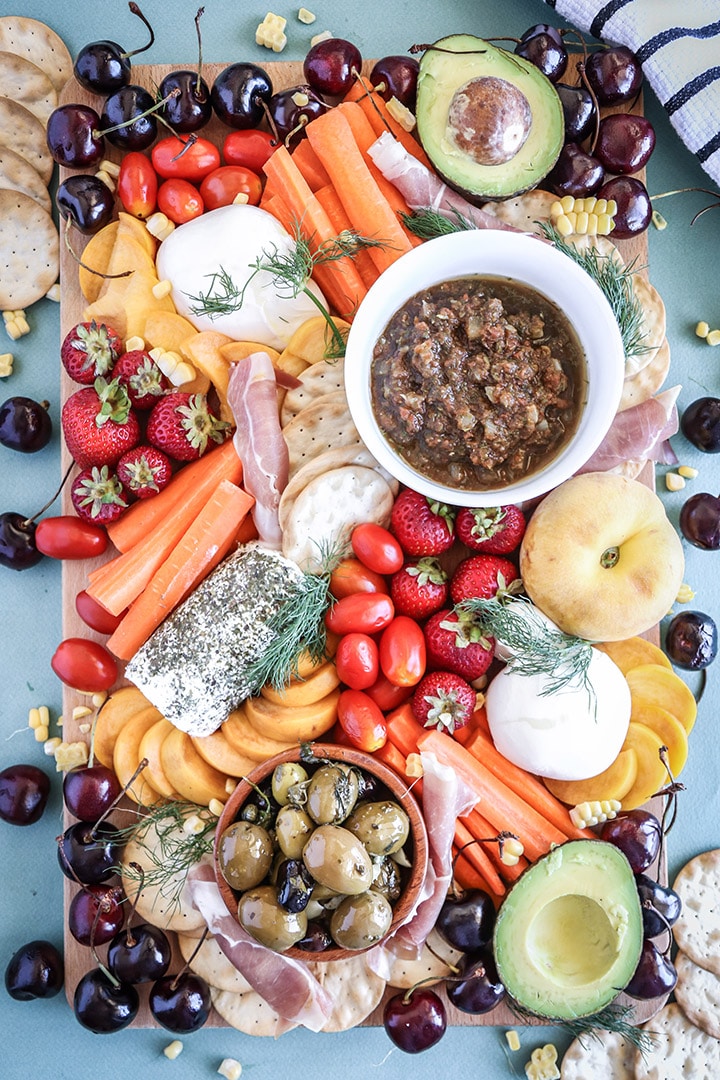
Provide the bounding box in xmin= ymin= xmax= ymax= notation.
xmin=213 ymin=743 xmax=428 ymax=962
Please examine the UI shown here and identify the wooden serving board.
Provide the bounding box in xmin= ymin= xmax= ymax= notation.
xmin=58 ymin=59 xmax=662 ymax=1032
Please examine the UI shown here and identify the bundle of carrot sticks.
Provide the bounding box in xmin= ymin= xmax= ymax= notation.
xmin=377 ymin=703 xmax=593 ymax=905
xmin=260 ymin=80 xmax=432 ymax=319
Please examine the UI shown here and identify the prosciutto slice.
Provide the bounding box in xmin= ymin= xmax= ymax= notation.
xmin=367 ymin=131 xmax=519 ymax=230
xmin=578 ymin=386 xmax=680 ymax=474
xmin=187 ymin=860 xmax=334 ymax=1032
xmin=227 ymin=352 xmax=289 ymax=548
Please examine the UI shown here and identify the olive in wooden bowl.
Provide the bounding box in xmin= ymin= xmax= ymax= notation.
xmin=344 ymin=229 xmax=625 ymax=508
xmin=213 ymin=744 xmax=428 ymax=961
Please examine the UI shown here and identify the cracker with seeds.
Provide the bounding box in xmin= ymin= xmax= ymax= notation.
xmin=280 ymin=358 xmax=346 ymax=426
xmin=177 ymin=933 xmax=254 ymax=994
xmin=306 ymin=954 xmax=386 ymax=1031
xmin=618 ymin=338 xmax=671 ymax=412
xmin=385 ymin=929 xmax=461 ymax=989
xmin=674 ymin=950 xmax=720 ymax=1039
xmin=0 ymin=50 xmax=56 ymax=125
xmin=282 ymin=395 xmax=362 ymax=476
xmin=561 ymin=1029 xmax=636 ymax=1079
xmin=634 ymin=1001 xmax=720 ymax=1080
xmin=278 ymin=444 xmax=397 ymax=533
xmin=210 ymin=987 xmax=298 ymax=1036
xmin=672 ymin=848 xmax=720 ymax=976
xmin=0 ymin=97 xmax=52 ymax=183
xmin=0 ymin=189 xmax=58 ymax=309
xmin=0 ymin=16 xmax=72 ymax=92
xmin=0 ymin=145 xmax=51 ymax=213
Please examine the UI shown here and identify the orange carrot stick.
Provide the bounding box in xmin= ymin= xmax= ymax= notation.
xmin=451 ymin=850 xmax=502 ymax=903
xmin=385 ymin=701 xmax=425 ymax=759
xmin=305 ymin=108 xmax=414 ymax=273
xmin=465 ymin=728 xmax=593 ymax=842
xmin=314 ymin=185 xmax=379 ymax=290
xmin=291 ymin=138 xmax=331 ymax=190
xmin=373 ymin=738 xmax=409 ymax=779
xmin=105 ymin=439 xmax=242 ymax=554
xmin=343 ymin=77 xmax=433 ymax=169
xmin=419 ymin=729 xmax=569 ymax=862
xmin=106 ymin=480 xmax=255 ymax=660
xmin=454 ymin=819 xmax=506 ymax=896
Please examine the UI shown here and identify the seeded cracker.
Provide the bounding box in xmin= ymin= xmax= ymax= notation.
xmin=560 ymin=1029 xmax=635 ymax=1079
xmin=0 ymin=51 xmax=56 ymax=125
xmin=674 ymin=950 xmax=720 ymax=1039
xmin=0 ymin=16 xmax=72 ymax=92
xmin=176 ymin=933 xmax=254 ymax=994
xmin=305 ymin=954 xmax=386 ymax=1031
xmin=0 ymin=189 xmax=58 ymax=310
xmin=634 ymin=1002 xmax=720 ymax=1080
xmin=0 ymin=144 xmax=52 ymax=213
xmin=0 ymin=98 xmax=53 ymax=184
xmin=672 ymin=848 xmax=720 ymax=976
xmin=125 ymin=544 xmax=304 ymax=737
xmin=210 ymin=988 xmax=298 ymax=1036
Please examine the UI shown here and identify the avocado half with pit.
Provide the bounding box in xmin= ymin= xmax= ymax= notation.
xmin=416 ymin=34 xmax=564 ymax=201
xmin=493 ymin=839 xmax=644 ymax=1020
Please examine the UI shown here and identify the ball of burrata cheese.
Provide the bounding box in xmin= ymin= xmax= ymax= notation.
xmin=485 ymin=648 xmax=631 ymax=781
xmin=155 ymin=204 xmax=327 ymax=351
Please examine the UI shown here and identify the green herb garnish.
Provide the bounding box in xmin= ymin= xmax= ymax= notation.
xmin=400 ymin=206 xmax=479 ymax=239
xmin=508 ymin=999 xmax=656 ymax=1055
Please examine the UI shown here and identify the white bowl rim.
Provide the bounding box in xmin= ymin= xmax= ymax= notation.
xmin=344 ymin=229 xmax=626 ymax=507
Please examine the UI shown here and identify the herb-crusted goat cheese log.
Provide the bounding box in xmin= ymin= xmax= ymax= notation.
xmin=125 ymin=543 xmax=304 ymax=737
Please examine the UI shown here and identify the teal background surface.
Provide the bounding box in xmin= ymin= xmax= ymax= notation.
xmin=1 ymin=0 xmax=718 ymax=1077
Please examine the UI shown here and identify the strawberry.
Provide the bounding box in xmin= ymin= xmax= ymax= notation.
xmin=456 ymin=504 xmax=526 ymax=555
xmin=390 ymin=489 xmax=455 ymax=556
xmin=113 ymin=349 xmax=171 ymax=409
xmin=116 ymin=445 xmax=172 ymax=499
xmin=70 ymin=465 xmax=128 ymax=526
xmin=450 ymin=554 xmax=521 ymax=607
xmin=61 ymin=378 xmax=141 ymax=470
xmin=390 ymin=558 xmax=449 ymax=620
xmin=146 ymin=392 xmax=229 ymax=462
xmin=424 ymin=608 xmax=494 ymax=682
xmin=412 ymin=671 xmax=477 ymax=734
xmin=60 ymin=320 xmax=123 ymax=385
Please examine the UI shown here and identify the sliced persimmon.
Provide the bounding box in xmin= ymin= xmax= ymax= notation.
xmin=593 ymin=637 xmax=671 ymax=676
xmin=543 ymin=747 xmax=638 ymax=807
xmin=630 ymin=702 xmax=688 ymax=778
xmin=625 ymin=663 xmax=697 ymax=733
xmin=619 ymin=721 xmax=668 ymax=811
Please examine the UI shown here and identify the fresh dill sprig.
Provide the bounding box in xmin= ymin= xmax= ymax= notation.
xmin=114 ymin=801 xmax=216 ymax=912
xmin=400 ymin=206 xmax=480 ymax=240
xmin=244 ymin=572 xmax=332 ymax=692
xmin=507 ymin=999 xmax=655 ymax=1054
xmin=186 ymin=223 xmax=384 ymax=358
xmin=458 ymin=594 xmax=595 ymax=701
xmin=539 ymin=221 xmax=650 ymax=360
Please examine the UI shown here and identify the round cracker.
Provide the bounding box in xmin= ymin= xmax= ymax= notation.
xmin=626 ymin=275 xmax=667 ymax=378
xmin=306 ymin=954 xmax=386 ymax=1032
xmin=280 ymin=361 xmax=346 ymax=426
xmin=561 ymin=1029 xmax=636 ymax=1079
xmin=0 ymin=97 xmax=53 ymax=183
xmin=282 ymin=465 xmax=394 ymax=572
xmin=0 ymin=188 xmax=58 ymax=309
xmin=480 ymin=188 xmax=557 ymax=233
xmin=210 ymin=987 xmax=298 ymax=1037
xmin=119 ymin=820 xmax=207 ymax=936
xmin=0 ymin=144 xmax=51 ymax=213
xmin=672 ymin=849 xmax=720 ymax=976
xmin=282 ymin=395 xmax=362 ymax=475
xmin=674 ymin=950 xmax=720 ymax=1039
xmin=0 ymin=16 xmax=72 ymax=93
xmin=177 ymin=933 xmax=254 ymax=994
xmin=635 ymin=1001 xmax=720 ymax=1080
xmin=385 ymin=929 xmax=462 ymax=989
xmin=279 ymin=444 xmax=394 ymax=533
xmin=0 ymin=51 xmax=56 ymax=125
xmin=618 ymin=338 xmax=671 ymax=412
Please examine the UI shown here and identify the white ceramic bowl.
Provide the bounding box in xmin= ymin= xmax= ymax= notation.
xmin=344 ymin=229 xmax=625 ymax=507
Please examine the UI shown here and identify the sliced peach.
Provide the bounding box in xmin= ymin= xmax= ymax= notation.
xmin=593 ymin=637 xmax=671 ymax=676
xmin=543 ymin=747 xmax=638 ymax=806
xmin=159 ymin=727 xmax=229 ymax=805
xmin=244 ymin=686 xmax=340 ymax=742
xmin=619 ymin=721 xmax=668 ymax=810
xmin=78 ymin=221 xmax=118 ymax=303
xmin=630 ymin=702 xmax=688 ymax=778
xmin=93 ymin=685 xmax=154 ymax=769
xmin=190 ymin=729 xmax=258 ymax=779
xmin=625 ymin=663 xmax=698 ymax=733
xmin=138 ymin=717 xmax=181 ymax=800
xmin=260 ymin=660 xmax=340 ymax=708
xmin=221 ymin=706 xmax=295 ymax=762
xmin=112 ymin=705 xmax=164 ymax=806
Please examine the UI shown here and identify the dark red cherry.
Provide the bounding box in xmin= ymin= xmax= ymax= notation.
xmin=5 ymin=940 xmax=64 ymax=1000
xmin=269 ymin=85 xmax=327 ymax=147
xmin=0 ymin=397 xmax=52 ymax=453
xmin=73 ymin=3 xmax=155 ymax=94
xmin=556 ymin=83 xmax=597 ymax=143
xmin=595 ymin=113 xmax=656 ymax=174
xmin=369 ymin=55 xmax=419 ymax=109
xmin=73 ymin=968 xmax=139 ymax=1033
xmin=100 ymin=84 xmax=159 ymax=151
xmin=68 ymin=884 xmax=126 ymax=946
xmin=584 ymin=45 xmax=643 ymax=106
xmin=596 ymin=175 xmax=652 ymax=238
xmin=63 ymin=763 xmax=122 ymax=823
xmin=383 ymin=987 xmax=447 ymax=1053
xmin=107 ymin=923 xmax=172 ymax=984
xmin=159 ymin=70 xmax=212 ymax=132
xmin=0 ymin=512 xmax=42 ymax=570
xmin=46 ymin=105 xmax=105 ymax=169
xmin=211 ymin=63 xmax=273 ymax=129
xmin=56 ymin=175 xmax=115 ymax=235
xmin=0 ymin=763 xmax=50 ymax=824
xmin=304 ymin=38 xmax=362 ymax=96
xmin=149 ymin=972 xmax=212 ymax=1032
xmin=515 ymin=31 xmax=568 ymax=83
xmin=546 ymin=142 xmax=605 ymax=198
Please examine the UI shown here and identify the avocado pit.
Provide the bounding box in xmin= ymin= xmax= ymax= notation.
xmin=447 ymin=77 xmax=532 ymax=166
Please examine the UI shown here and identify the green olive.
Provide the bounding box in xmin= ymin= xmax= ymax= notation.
xmin=302 ymin=824 xmax=373 ymax=894
xmin=305 ymin=763 xmax=359 ymax=825
xmin=275 ymin=804 xmax=315 ymax=860
xmin=330 ymin=890 xmax=393 ymax=950
xmin=371 ymin=855 xmax=403 ymax=902
xmin=271 ymin=762 xmax=308 ymax=805
xmin=237 ymin=884 xmax=308 ymax=952
xmin=345 ymin=800 xmax=410 ymax=856
xmin=217 ymin=820 xmax=274 ymax=892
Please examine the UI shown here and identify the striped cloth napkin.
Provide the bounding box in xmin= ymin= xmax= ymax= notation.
xmin=543 ymin=0 xmax=720 ymax=185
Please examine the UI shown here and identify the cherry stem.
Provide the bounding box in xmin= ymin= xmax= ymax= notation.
xmin=194 ymin=7 xmax=206 ymax=97
xmin=123 ymin=861 xmax=146 ymax=948
xmin=94 ymin=86 xmax=180 ymax=139
xmin=91 ymin=757 xmax=150 ymax=837
xmin=170 ymin=926 xmax=209 ymax=990
xmin=651 ymin=746 xmax=685 ymax=834
xmin=402 ymin=974 xmax=442 ymax=1004
xmin=123 ymin=2 xmax=155 ymax=61
xmin=25 ymin=461 xmax=74 ymax=526
xmin=255 ymin=95 xmax=280 ymax=144
xmin=62 ymin=216 xmax=133 ymax=281
xmin=575 ymin=59 xmax=601 ymax=154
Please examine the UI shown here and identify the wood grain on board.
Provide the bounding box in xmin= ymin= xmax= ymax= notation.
xmin=58 ymin=61 xmax=663 ymax=1030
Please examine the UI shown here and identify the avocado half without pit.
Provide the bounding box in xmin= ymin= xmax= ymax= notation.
xmin=492 ymin=840 xmax=644 ymax=1020
xmin=415 ymin=34 xmax=564 ymax=201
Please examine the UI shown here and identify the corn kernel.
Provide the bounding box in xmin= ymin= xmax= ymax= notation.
xmin=95 ymin=169 xmax=115 ymax=192
xmin=72 ymin=705 xmax=93 ymax=721
xmin=291 ymin=90 xmax=310 ymax=107
xmin=38 ymin=705 xmax=50 ymax=726
xmin=28 ymin=707 xmax=42 ymax=729
xmin=706 ymin=329 xmax=720 ymax=346
xmin=575 ymin=211 xmax=589 ymax=235
xmin=665 ymin=472 xmax=686 ymax=492
xmin=34 ymin=724 xmax=49 ymax=742
xmin=4 ymin=321 xmax=21 ymax=341
xmin=217 ymin=1059 xmax=242 ymax=1080
xmin=554 ymin=215 xmax=574 ymax=237
xmin=91 ymin=691 xmax=108 ymax=709
xmin=146 ymin=212 xmax=175 ymax=241
xmin=208 ymin=798 xmax=225 ymax=817
xmin=500 ymin=837 xmax=524 ymax=865
xmin=678 ymin=465 xmax=698 ymax=479
xmin=559 ymin=195 xmax=574 ymax=214
xmin=152 ymin=279 xmax=173 ymax=299
xmin=98 ymin=158 xmax=121 ymax=178
xmin=696 ymin=321 xmax=710 ymax=338
xmin=386 ymin=96 xmax=416 ymax=131
xmin=232 ymin=191 xmax=249 ymax=205
xmin=506 ymin=1030 xmax=521 ymax=1052
xmin=14 ymin=314 xmax=30 ymax=336
xmin=651 ymin=209 xmax=668 ymax=230
xmin=54 ymin=741 xmax=89 ymax=772
xmin=256 ymin=12 xmax=288 ymax=52
xmin=225 ymin=777 xmax=237 ymax=795
xmin=183 ymin=813 xmax=206 ymax=835
xmin=594 ymin=198 xmax=607 ymax=215
xmin=570 ymin=799 xmax=621 ymax=829
xmin=596 ymin=212 xmax=615 ymax=235
xmin=45 ymin=283 xmax=61 ymax=302
xmin=310 ymin=29 xmax=333 ymax=45
xmin=78 ymin=723 xmax=92 ymax=734
xmin=163 ymin=1040 xmax=184 ymax=1060
xmin=124 ymin=335 xmax=145 ymax=351
xmin=57 ymin=715 xmax=64 ymax=727
xmin=525 ymin=1044 xmax=560 ymax=1080
xmin=2 ymin=309 xmax=13 ymax=322
xmin=298 ymin=7 xmax=316 ymax=23
xmin=43 ymin=737 xmax=62 ymax=756
xmin=676 ymin=582 xmax=695 ymax=603
xmin=405 ymin=752 xmax=424 ymax=778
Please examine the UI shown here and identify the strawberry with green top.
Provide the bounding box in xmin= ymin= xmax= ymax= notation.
xmin=70 ymin=465 xmax=128 ymax=526
xmin=424 ymin=607 xmax=494 ymax=682
xmin=61 ymin=320 xmax=123 ymax=385
xmin=450 ymin=554 xmax=522 ymax=607
xmin=116 ymin=445 xmax=172 ymax=499
xmin=61 ymin=377 xmax=141 ymax=470
xmin=113 ymin=350 xmax=171 ymax=409
xmin=146 ymin=392 xmax=229 ymax=462
xmin=390 ymin=489 xmax=455 ymax=556
xmin=390 ymin=557 xmax=449 ymax=620
xmin=456 ymin=504 xmax=526 ymax=555
xmin=412 ymin=670 xmax=477 ymax=734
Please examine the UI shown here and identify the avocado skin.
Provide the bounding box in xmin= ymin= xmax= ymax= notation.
xmin=492 ymin=839 xmax=644 ymax=1020
xmin=416 ymin=34 xmax=564 ymax=202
